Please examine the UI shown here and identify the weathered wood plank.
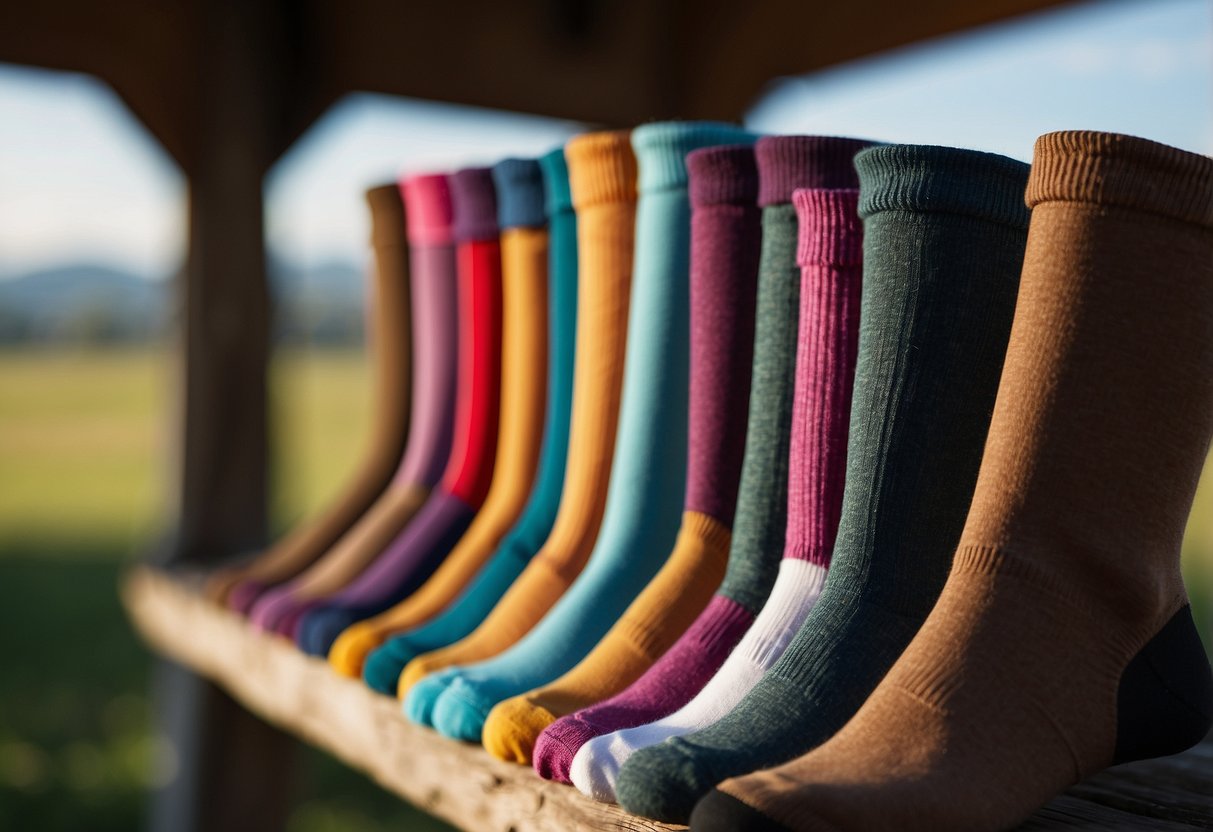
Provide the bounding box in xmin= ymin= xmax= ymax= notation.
xmin=121 ymin=566 xmax=1213 ymax=832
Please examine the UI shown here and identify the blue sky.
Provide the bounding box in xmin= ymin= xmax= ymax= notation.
xmin=0 ymin=0 xmax=1208 ymax=280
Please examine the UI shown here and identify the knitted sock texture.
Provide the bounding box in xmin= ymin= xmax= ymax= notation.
xmin=704 ymin=131 xmax=1213 ymax=832
xmin=565 ymin=138 xmax=871 ymax=801
xmin=617 ymin=144 xmax=1031 ymax=823
xmin=571 ymin=183 xmax=866 ymax=803
xmin=530 ymin=143 xmax=761 ymax=781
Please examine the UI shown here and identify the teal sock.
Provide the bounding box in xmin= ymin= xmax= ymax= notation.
xmin=362 ymin=148 xmax=579 ymax=695
xmin=427 ymin=122 xmax=757 ymax=742
xmin=615 ymin=145 xmax=1031 ymax=823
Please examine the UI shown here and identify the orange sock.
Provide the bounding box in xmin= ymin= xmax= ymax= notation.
xmin=398 ymin=131 xmax=638 ymax=696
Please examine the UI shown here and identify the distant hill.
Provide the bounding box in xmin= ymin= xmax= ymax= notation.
xmin=0 ymin=259 xmax=367 ymax=346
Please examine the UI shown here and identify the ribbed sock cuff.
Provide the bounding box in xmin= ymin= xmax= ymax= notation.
xmin=756 ymin=136 xmax=875 ymax=205
xmin=450 ymin=167 xmax=499 ymax=242
xmin=366 ymin=182 xmax=406 ymax=247
xmin=632 ymin=122 xmax=758 ymax=193
xmin=794 ymin=188 xmax=862 ymax=267
xmin=688 ymin=146 xmax=760 ymax=207
xmin=539 ymin=147 xmax=573 ymax=217
xmin=855 ymin=144 xmax=1031 ymax=229
xmin=401 ymin=173 xmax=454 ymax=246
xmin=565 ymin=130 xmax=638 ymax=209
xmin=492 ymin=158 xmax=546 ymax=230
xmin=1027 ymin=131 xmax=1213 ymax=229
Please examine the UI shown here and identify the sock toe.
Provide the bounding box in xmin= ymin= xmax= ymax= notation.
xmin=483 ymin=697 xmax=558 ymax=764
xmin=690 ymin=789 xmax=799 ymax=832
xmin=361 ymin=642 xmax=410 ymax=694
xmin=616 ymin=738 xmax=718 ymax=824
xmin=402 ymin=674 xmax=451 ymax=726
xmin=296 ymin=607 xmax=357 ymax=657
xmin=227 ymin=579 xmax=267 ymax=615
xmin=570 ymin=735 xmax=622 ymax=803
xmin=247 ymin=588 xmax=292 ymax=632
xmin=328 ymin=622 xmax=380 ymax=680
xmin=400 ymin=655 xmax=442 ymax=694
xmin=278 ymin=602 xmax=312 ymax=640
xmin=431 ymin=678 xmax=493 ymax=742
xmin=534 ymin=715 xmax=598 ymax=783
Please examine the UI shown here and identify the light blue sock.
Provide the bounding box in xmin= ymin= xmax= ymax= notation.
xmin=422 ymin=123 xmax=758 ymax=742
xmin=363 ymin=148 xmax=579 ymax=696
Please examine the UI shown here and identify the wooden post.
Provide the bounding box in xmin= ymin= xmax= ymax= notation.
xmin=149 ymin=662 xmax=299 ymax=832
xmin=148 ymin=3 xmax=302 ymax=831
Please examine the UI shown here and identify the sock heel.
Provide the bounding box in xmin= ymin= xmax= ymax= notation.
xmin=1114 ymin=604 xmax=1213 ymax=764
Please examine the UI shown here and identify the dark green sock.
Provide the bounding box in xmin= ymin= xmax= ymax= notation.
xmin=717 ymin=135 xmax=871 ymax=618
xmin=615 ymin=145 xmax=1031 ymax=824
xmin=712 ymin=202 xmax=799 ymax=614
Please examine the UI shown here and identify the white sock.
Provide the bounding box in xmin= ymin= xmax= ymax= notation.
xmin=569 ymin=557 xmax=828 ymax=802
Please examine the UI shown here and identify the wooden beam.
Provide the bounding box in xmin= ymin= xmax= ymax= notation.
xmin=123 ymin=566 xmax=1213 ymax=832
xmin=0 ymin=0 xmax=1078 ymax=151
xmin=304 ymin=0 xmax=1079 ymax=124
xmin=0 ymin=0 xmax=194 ymax=164
xmin=124 ymin=567 xmax=683 ymax=832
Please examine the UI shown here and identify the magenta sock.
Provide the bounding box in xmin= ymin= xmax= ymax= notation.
xmin=534 ymin=142 xmax=869 ymax=784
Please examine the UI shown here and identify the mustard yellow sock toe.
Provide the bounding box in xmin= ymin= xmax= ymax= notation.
xmin=483 ymin=695 xmax=560 ymax=764
xmin=328 ymin=622 xmax=384 ymax=679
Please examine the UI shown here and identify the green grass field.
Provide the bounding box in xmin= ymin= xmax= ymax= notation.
xmin=0 ymin=347 xmax=1209 ymax=831
xmin=0 ymin=347 xmax=453 ymax=832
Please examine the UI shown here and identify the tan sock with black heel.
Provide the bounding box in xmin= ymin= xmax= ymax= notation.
xmin=697 ymin=131 xmax=1213 ymax=832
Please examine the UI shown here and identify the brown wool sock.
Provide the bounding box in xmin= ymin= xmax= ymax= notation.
xmin=699 ymin=132 xmax=1213 ymax=832
xmin=205 ymin=184 xmax=413 ymax=603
